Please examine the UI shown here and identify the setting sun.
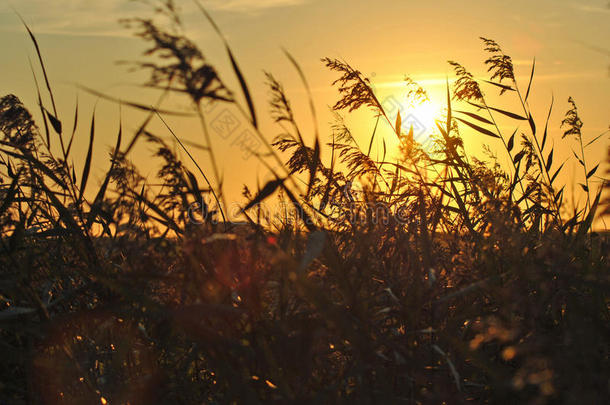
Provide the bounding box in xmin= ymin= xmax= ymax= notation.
xmin=409 ymin=100 xmax=442 ymax=137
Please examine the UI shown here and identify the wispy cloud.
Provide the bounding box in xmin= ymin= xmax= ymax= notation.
xmin=571 ymin=2 xmax=610 ymax=13
xmin=1 ymin=0 xmax=134 ymax=37
xmin=202 ymin=0 xmax=313 ymax=13
xmin=0 ymin=0 xmax=315 ymax=37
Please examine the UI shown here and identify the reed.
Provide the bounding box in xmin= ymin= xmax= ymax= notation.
xmin=0 ymin=1 xmax=607 ymax=403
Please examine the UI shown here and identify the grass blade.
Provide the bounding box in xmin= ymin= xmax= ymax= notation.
xmin=395 ymin=110 xmax=402 ymax=136
xmin=554 ymin=186 xmax=565 ymax=205
xmin=572 ymin=149 xmax=585 ymax=167
xmin=307 ymin=137 xmax=320 ymax=197
xmin=28 ymin=57 xmax=50 ymax=149
xmin=19 ymin=15 xmax=57 ymax=117
xmin=125 ymin=111 xmax=154 ymax=156
xmin=44 ymin=107 xmax=62 ymax=135
xmin=283 ymin=48 xmax=319 ymax=139
xmin=226 ymin=46 xmax=258 ymax=128
xmin=154 ymin=110 xmax=227 ymax=226
xmin=367 ymin=116 xmax=380 ymax=156
xmin=65 ymin=97 xmax=79 ymax=159
xmin=79 ymin=109 xmax=95 ymax=203
xmin=513 ymin=149 xmax=526 ymax=164
xmin=243 ymin=178 xmax=284 ymax=211
xmin=78 ymin=85 xmax=192 ymax=116
xmin=86 ymin=121 xmax=122 ymax=228
xmin=487 ymin=105 xmax=527 ymax=121
xmin=550 ymin=161 xmax=566 ymax=184
xmin=528 ymin=112 xmax=536 ymax=136
xmin=586 ymin=164 xmax=599 ymax=179
xmin=507 ymin=128 xmax=516 ymax=152
xmin=576 ymin=189 xmax=601 ymax=239
xmin=541 ymin=95 xmax=554 ymax=152
xmin=524 ymin=58 xmax=535 ymax=102
xmin=446 ymin=77 xmax=452 ymax=135
xmin=585 ymin=131 xmax=607 ymax=148
xmin=466 ymin=100 xmax=486 ymax=110
xmin=482 ymin=79 xmax=515 ymax=93
xmin=455 ymin=117 xmax=500 ymax=138
xmin=455 ymin=110 xmax=493 ymax=125
xmin=193 ymin=0 xmax=258 ymax=128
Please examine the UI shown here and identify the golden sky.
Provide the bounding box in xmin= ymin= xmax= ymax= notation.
xmin=1 ymin=0 xmax=608 ymax=217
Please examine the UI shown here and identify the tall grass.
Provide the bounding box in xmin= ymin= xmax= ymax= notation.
xmin=0 ymin=1 xmax=608 ymax=404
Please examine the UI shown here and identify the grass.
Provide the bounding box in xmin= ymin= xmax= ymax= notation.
xmin=0 ymin=1 xmax=608 ymax=404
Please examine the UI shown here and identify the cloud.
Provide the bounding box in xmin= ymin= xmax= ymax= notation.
xmin=202 ymin=0 xmax=311 ymax=13
xmin=571 ymin=2 xmax=610 ymax=13
xmin=0 ymin=0 xmax=315 ymax=37
xmin=0 ymin=0 xmax=135 ymax=37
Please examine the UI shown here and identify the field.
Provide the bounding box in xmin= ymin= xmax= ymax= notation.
xmin=0 ymin=1 xmax=608 ymax=404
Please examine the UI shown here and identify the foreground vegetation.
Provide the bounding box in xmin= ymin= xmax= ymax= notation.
xmin=1 ymin=1 xmax=608 ymax=403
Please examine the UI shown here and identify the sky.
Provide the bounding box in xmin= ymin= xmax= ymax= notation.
xmin=0 ymin=0 xmax=608 ymax=219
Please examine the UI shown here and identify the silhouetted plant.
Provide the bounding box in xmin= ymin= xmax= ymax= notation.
xmin=0 ymin=2 xmax=608 ymax=405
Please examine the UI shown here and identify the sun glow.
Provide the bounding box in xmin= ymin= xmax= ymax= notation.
xmin=407 ymin=100 xmax=442 ymax=139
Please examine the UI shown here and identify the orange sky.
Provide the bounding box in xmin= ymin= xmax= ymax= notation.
xmin=1 ymin=0 xmax=608 ymax=220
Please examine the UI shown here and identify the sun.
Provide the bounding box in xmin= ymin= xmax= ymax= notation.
xmin=408 ymin=100 xmax=441 ymax=137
